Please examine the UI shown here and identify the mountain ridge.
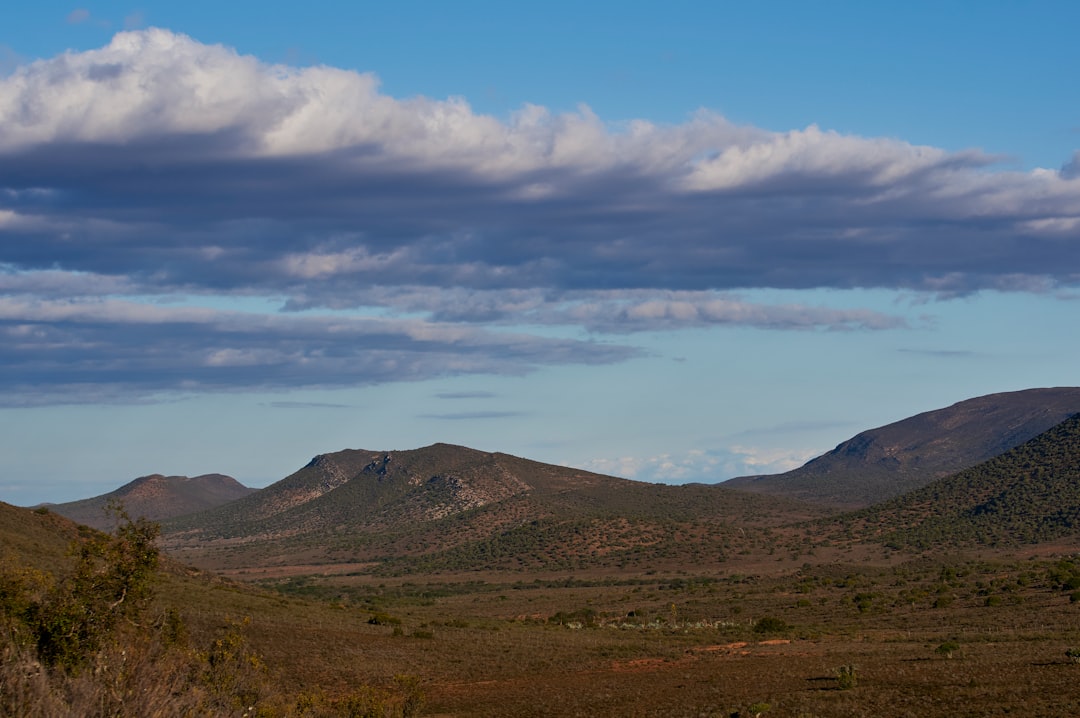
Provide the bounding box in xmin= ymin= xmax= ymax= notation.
xmin=47 ymin=473 xmax=255 ymax=531
xmin=161 ymin=442 xmax=824 ymax=573
xmin=724 ymin=387 xmax=1080 ymax=507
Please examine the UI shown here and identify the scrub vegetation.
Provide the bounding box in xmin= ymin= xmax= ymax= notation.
xmin=5 ymin=503 xmax=1080 ymax=716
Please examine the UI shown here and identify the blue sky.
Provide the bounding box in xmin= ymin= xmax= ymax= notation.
xmin=1 ymin=2 xmax=1079 ymax=504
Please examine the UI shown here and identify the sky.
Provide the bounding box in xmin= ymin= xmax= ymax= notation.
xmin=2 ymin=1 xmax=1079 ymax=505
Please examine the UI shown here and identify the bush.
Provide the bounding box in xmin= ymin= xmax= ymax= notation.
xmin=23 ymin=507 xmax=160 ymax=670
xmin=936 ymin=641 xmax=961 ymax=659
xmin=368 ymin=611 xmax=402 ymax=626
xmin=1 ymin=510 xmax=426 ymax=717
xmin=745 ymin=701 xmax=771 ymax=717
xmin=1066 ymin=647 xmax=1080 ymax=664
xmin=752 ymin=616 xmax=789 ymax=634
xmin=834 ymin=664 xmax=857 ymax=690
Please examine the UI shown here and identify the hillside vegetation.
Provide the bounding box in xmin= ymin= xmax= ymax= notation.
xmin=1 ymin=504 xmax=426 ymax=717
xmin=726 ymin=387 xmax=1080 ymax=507
xmin=836 ymin=413 xmax=1080 ymax=550
xmin=163 ymin=444 xmax=826 ymax=574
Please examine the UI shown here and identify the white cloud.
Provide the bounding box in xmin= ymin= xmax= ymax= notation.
xmin=3 ymin=28 xmax=1079 ymax=301
xmin=580 ymin=445 xmax=820 ymax=483
xmin=726 ymin=445 xmax=819 ymax=474
xmin=2 ymin=29 xmax=1080 ymax=404
xmin=684 ymin=124 xmax=956 ymax=191
xmin=579 ymin=450 xmax=722 ymax=482
xmin=0 ymin=30 xmax=844 ymax=181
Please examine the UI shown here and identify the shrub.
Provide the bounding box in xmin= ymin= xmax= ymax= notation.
xmin=752 ymin=616 xmax=789 ymax=634
xmin=852 ymin=592 xmax=875 ymax=613
xmin=369 ymin=611 xmax=402 ymax=626
xmin=834 ymin=664 xmax=857 ymax=690
xmin=549 ymin=608 xmax=599 ymax=628
xmin=1066 ymin=647 xmax=1080 ymax=664
xmin=936 ymin=641 xmax=961 ymax=659
xmin=199 ymin=617 xmax=268 ymax=711
xmin=23 ymin=507 xmax=160 ymax=670
xmin=395 ymin=674 xmax=426 ymax=717
xmin=1 ymin=510 xmax=425 ymax=717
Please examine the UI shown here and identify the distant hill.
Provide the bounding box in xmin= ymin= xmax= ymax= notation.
xmin=0 ymin=502 xmax=85 ymax=571
xmin=163 ymin=443 xmax=824 ymax=574
xmin=48 ymin=473 xmax=254 ymax=531
xmin=725 ymin=387 xmax=1080 ymax=508
xmin=838 ymin=412 xmax=1080 ymax=550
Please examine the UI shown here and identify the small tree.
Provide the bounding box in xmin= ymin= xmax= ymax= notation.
xmin=32 ymin=506 xmax=160 ymax=670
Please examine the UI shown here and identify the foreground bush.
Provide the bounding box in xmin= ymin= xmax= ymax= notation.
xmin=0 ymin=510 xmax=423 ymax=717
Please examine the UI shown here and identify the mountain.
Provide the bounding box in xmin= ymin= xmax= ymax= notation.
xmin=48 ymin=473 xmax=255 ymax=531
xmin=163 ymin=443 xmax=824 ymax=574
xmin=837 ymin=412 xmax=1080 ymax=551
xmin=724 ymin=387 xmax=1080 ymax=508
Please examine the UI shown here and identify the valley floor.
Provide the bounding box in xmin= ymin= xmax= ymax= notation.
xmin=195 ymin=555 xmax=1080 ymax=716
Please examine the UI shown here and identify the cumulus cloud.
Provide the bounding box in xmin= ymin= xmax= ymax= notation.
xmin=2 ymin=29 xmax=1079 ymax=403
xmin=579 ymin=445 xmax=818 ymax=483
xmin=1 ymin=29 xmax=1076 ymax=299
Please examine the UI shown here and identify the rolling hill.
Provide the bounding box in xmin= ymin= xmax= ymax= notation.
xmin=836 ymin=412 xmax=1080 ymax=551
xmin=162 ymin=443 xmax=824 ymax=574
xmin=47 ymin=473 xmax=254 ymax=531
xmin=725 ymin=387 xmax=1080 ymax=507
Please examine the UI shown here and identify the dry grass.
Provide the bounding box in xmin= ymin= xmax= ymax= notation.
xmin=174 ymin=555 xmax=1080 ymax=716
xmin=7 ymin=502 xmax=1080 ymax=716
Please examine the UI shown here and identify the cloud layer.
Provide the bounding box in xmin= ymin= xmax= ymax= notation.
xmin=2 ymin=29 xmax=1078 ymax=403
xmin=0 ymin=296 xmax=635 ymax=406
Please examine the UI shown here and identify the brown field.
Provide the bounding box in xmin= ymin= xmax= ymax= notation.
xmin=158 ymin=551 xmax=1080 ymax=717
xmin=9 ymin=494 xmax=1080 ymax=716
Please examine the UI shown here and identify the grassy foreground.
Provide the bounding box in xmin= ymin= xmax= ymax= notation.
xmin=5 ymin=505 xmax=1080 ymax=716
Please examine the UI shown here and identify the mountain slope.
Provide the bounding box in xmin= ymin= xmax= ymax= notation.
xmin=48 ymin=473 xmax=254 ymax=530
xmin=836 ymin=412 xmax=1080 ymax=550
xmin=0 ymin=502 xmax=85 ymax=571
xmin=163 ymin=443 xmax=824 ymax=573
xmin=725 ymin=387 xmax=1080 ymax=507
